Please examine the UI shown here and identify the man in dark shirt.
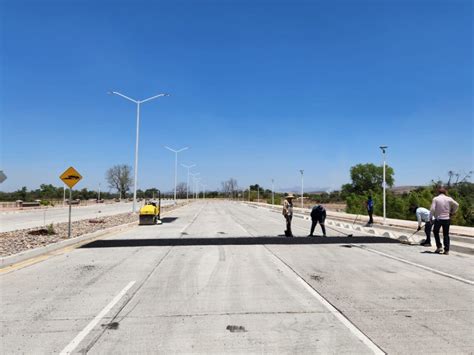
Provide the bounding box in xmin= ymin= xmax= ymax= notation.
xmin=308 ymin=204 xmax=326 ymax=237
xmin=367 ymin=196 xmax=374 ymax=226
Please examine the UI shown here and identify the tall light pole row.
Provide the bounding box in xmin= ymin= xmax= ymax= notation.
xmin=109 ymin=91 xmax=169 ymax=213
xmin=109 ymin=90 xmax=205 ymax=209
xmin=165 ymin=146 xmax=188 ymax=201
xmin=181 ymin=163 xmax=196 ymax=200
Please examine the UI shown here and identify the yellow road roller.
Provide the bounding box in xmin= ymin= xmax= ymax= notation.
xmin=139 ymin=192 xmax=162 ymax=225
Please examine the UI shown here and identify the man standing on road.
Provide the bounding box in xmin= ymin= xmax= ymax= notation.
xmin=282 ymin=194 xmax=294 ymax=237
xmin=411 ymin=205 xmax=433 ymax=246
xmin=308 ymin=204 xmax=326 ymax=237
xmin=430 ymin=187 xmax=459 ymax=255
xmin=366 ymin=195 xmax=374 ymax=226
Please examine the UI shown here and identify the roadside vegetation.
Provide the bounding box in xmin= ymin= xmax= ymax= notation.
xmin=1 ymin=165 xmax=472 ymax=226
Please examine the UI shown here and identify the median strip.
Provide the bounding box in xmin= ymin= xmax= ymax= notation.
xmin=0 ymin=202 xmax=188 ymax=270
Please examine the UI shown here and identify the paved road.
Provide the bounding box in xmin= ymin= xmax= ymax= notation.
xmin=2 ymin=201 xmax=473 ymax=354
xmin=0 ymin=201 xmax=175 ymax=232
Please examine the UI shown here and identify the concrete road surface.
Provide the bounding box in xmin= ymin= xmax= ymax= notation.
xmin=0 ymin=200 xmax=175 ymax=232
xmin=1 ymin=201 xmax=473 ymax=354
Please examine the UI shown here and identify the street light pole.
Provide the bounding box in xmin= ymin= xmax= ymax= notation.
xmin=98 ymin=183 xmax=101 ymax=201
xmin=300 ymin=170 xmax=304 ymax=209
xmin=165 ymin=146 xmax=188 ymax=201
xmin=181 ymin=163 xmax=196 ymax=201
xmin=271 ymin=178 xmax=275 ymax=205
xmin=195 ymin=177 xmax=201 ymax=199
xmin=109 ymin=91 xmax=169 ymax=213
xmin=380 ymin=146 xmax=388 ymax=225
xmin=190 ymin=172 xmax=200 ymax=199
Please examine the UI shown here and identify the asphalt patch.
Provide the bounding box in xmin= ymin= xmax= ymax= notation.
xmin=81 ymin=265 xmax=96 ymax=271
xmin=226 ymin=325 xmax=246 ymax=333
xmin=102 ymin=322 xmax=119 ymax=330
xmin=310 ymin=274 xmax=324 ymax=282
xmin=81 ymin=236 xmax=401 ymax=248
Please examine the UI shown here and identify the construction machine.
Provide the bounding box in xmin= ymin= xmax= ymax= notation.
xmin=138 ymin=191 xmax=162 ymax=225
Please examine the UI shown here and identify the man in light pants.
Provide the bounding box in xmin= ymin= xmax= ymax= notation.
xmin=412 ymin=206 xmax=432 ymax=246
xmin=282 ymin=194 xmax=294 ymax=237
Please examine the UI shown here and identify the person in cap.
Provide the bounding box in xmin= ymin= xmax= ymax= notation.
xmin=308 ymin=204 xmax=326 ymax=237
xmin=430 ymin=187 xmax=459 ymax=255
xmin=282 ymin=194 xmax=294 ymax=237
xmin=410 ymin=205 xmax=433 ymax=246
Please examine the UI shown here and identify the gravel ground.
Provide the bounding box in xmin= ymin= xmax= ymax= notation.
xmin=0 ymin=203 xmax=186 ymax=257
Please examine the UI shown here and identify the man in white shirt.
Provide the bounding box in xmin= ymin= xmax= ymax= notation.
xmin=412 ymin=206 xmax=433 ymax=246
xmin=430 ymin=187 xmax=459 ymax=255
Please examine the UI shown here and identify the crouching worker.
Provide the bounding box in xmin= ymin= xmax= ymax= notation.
xmin=411 ymin=205 xmax=432 ymax=246
xmin=282 ymin=194 xmax=294 ymax=237
xmin=308 ymin=204 xmax=326 ymax=237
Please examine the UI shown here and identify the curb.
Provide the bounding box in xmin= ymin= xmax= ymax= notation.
xmin=0 ymin=222 xmax=138 ymax=269
xmin=248 ymin=202 xmax=474 ymax=253
xmin=0 ymin=202 xmax=190 ymax=270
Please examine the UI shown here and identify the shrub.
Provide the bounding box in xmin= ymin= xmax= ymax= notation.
xmin=47 ymin=223 xmax=56 ymax=235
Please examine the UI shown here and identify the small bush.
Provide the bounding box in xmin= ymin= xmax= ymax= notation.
xmin=47 ymin=223 xmax=56 ymax=235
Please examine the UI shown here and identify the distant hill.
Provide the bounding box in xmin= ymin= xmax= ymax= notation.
xmin=391 ymin=185 xmax=423 ymax=194
xmin=277 ymin=187 xmax=331 ymax=194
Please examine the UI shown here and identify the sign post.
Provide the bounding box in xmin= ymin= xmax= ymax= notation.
xmin=60 ymin=166 xmax=83 ymax=238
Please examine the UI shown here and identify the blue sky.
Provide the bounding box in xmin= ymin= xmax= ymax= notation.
xmin=1 ymin=0 xmax=472 ymax=193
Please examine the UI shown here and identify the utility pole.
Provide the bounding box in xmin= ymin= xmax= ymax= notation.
xmin=380 ymin=146 xmax=388 ymax=225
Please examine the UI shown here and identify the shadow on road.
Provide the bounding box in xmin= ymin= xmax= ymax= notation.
xmin=81 ymin=236 xmax=400 ymax=248
xmin=160 ymin=217 xmax=178 ymax=223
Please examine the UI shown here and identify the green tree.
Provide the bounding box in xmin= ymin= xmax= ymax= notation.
xmin=39 ymin=184 xmax=60 ymax=199
xmin=144 ymin=188 xmax=160 ymax=198
xmin=342 ymin=163 xmax=395 ymax=195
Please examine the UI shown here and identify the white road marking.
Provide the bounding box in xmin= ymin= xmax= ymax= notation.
xmin=354 ymin=245 xmax=474 ymax=286
xmin=231 ymin=208 xmax=384 ymax=353
xmin=266 ymin=249 xmax=385 ymax=355
xmin=60 ymin=281 xmax=136 ymax=355
xmin=248 ymin=205 xmax=473 ymax=286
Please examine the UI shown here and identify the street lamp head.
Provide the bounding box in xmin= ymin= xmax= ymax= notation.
xmin=379 ymin=146 xmax=388 ymax=154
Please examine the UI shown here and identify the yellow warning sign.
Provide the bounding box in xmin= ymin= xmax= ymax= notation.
xmin=60 ymin=166 xmax=82 ymax=189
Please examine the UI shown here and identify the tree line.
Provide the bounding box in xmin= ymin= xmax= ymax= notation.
xmin=1 ymin=164 xmax=472 ymax=226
